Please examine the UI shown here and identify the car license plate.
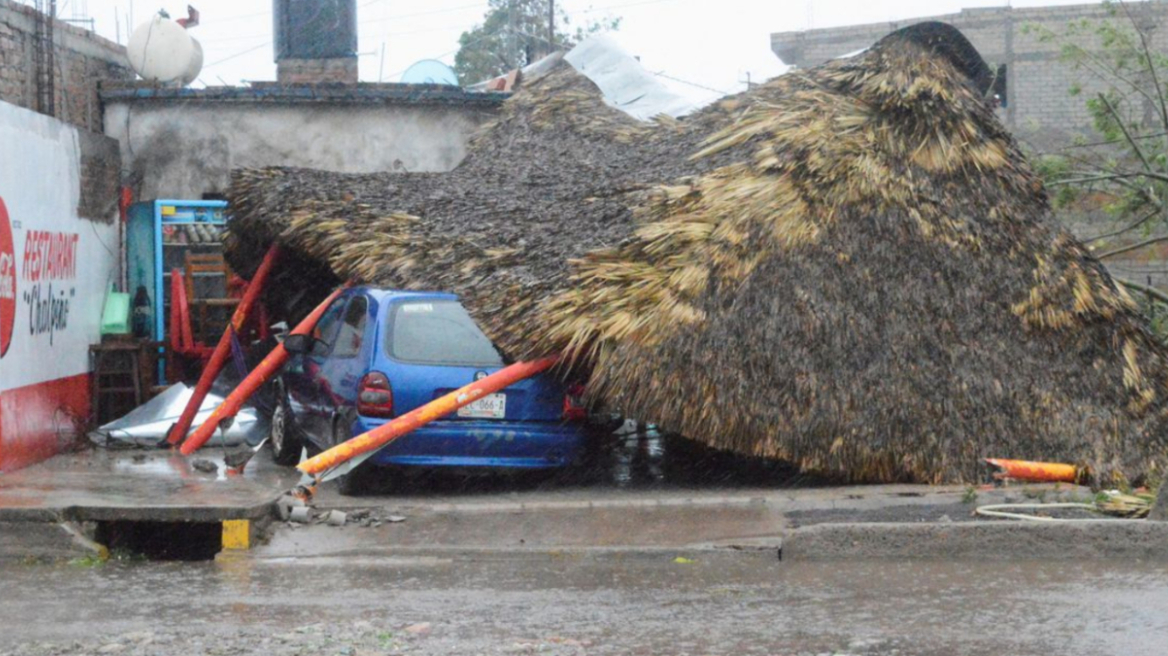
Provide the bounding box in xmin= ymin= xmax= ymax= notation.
xmin=458 ymin=393 xmax=506 ymax=419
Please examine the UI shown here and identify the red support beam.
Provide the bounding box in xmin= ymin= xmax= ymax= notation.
xmin=180 ymin=283 xmax=350 ymax=456
xmin=166 ymin=245 xmax=281 ymax=445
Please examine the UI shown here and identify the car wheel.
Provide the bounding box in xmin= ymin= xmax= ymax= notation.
xmin=269 ymin=400 xmax=302 ymax=466
xmin=333 ymin=417 xmax=371 ymax=496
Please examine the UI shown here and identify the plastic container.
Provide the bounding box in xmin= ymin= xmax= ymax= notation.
xmin=101 ymin=285 xmax=131 ymax=335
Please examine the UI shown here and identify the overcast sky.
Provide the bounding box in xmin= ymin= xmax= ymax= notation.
xmin=61 ymin=0 xmax=1100 ymax=99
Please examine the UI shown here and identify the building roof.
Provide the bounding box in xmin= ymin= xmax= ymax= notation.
xmin=99 ymin=82 xmax=509 ymax=107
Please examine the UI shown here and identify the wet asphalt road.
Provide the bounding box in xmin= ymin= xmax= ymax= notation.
xmin=1 ymin=552 xmax=1166 ymax=655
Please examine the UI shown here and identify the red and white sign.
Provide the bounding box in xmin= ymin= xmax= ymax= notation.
xmin=0 ymin=100 xmax=119 ymax=472
xmin=0 ymin=198 xmax=15 ymax=358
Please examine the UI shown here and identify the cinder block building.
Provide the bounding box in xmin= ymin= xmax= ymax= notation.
xmin=771 ymin=2 xmax=1168 ymax=150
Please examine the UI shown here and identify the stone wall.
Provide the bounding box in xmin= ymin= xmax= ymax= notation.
xmin=771 ymin=2 xmax=1168 ymax=150
xmin=0 ymin=0 xmax=133 ymax=133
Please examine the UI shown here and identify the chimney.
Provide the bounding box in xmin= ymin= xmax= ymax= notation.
xmin=273 ymin=0 xmax=358 ymax=85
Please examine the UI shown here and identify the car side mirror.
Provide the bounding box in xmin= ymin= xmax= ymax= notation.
xmin=283 ymin=334 xmax=322 ymax=355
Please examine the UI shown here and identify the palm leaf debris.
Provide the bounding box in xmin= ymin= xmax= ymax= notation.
xmin=225 ymin=22 xmax=1168 ymax=485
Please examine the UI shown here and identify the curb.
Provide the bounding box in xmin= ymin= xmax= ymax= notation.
xmin=0 ymin=521 xmax=107 ymax=562
xmin=780 ymin=520 xmax=1168 ymax=560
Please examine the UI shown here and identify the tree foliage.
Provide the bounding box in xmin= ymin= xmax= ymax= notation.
xmin=1032 ymin=3 xmax=1168 ymax=245
xmin=1029 ymin=1 xmax=1168 ymax=315
xmin=454 ymin=0 xmax=621 ymax=86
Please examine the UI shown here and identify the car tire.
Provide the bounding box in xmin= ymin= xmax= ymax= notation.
xmin=269 ymin=399 xmax=302 ymax=466
xmin=333 ymin=417 xmax=371 ymax=496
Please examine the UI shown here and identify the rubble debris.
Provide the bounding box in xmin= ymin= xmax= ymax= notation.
xmin=403 ymin=622 xmax=432 ymax=636
xmin=276 ymin=494 xmax=305 ymax=521
xmin=190 ymin=459 xmax=218 ymax=474
xmin=325 ymin=510 xmax=348 ymax=526
xmin=226 ymin=22 xmax=1168 ymax=485
xmin=288 ymin=506 xmax=312 ymax=524
xmin=1152 ymin=484 xmax=1168 ymax=521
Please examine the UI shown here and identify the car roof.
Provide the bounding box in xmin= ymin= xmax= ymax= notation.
xmin=355 ymin=287 xmax=457 ymax=303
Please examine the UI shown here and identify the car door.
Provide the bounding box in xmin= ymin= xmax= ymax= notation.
xmin=285 ymin=294 xmax=347 ymax=445
xmin=316 ymin=294 xmax=372 ymax=443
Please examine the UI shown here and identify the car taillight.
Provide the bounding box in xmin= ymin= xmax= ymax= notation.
xmin=563 ymin=383 xmax=587 ymax=422
xmin=358 ymin=372 xmax=394 ymax=418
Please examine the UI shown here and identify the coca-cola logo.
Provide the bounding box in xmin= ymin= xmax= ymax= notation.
xmin=0 ymin=197 xmax=15 ymax=358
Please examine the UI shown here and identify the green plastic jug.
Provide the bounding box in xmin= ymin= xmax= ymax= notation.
xmin=101 ymin=284 xmax=131 ymax=335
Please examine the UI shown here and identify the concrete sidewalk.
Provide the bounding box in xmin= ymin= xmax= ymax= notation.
xmin=0 ymin=447 xmax=291 ymax=560
xmin=275 ymin=479 xmax=1168 ymax=561
xmin=3 ymin=446 xmax=1167 ymax=562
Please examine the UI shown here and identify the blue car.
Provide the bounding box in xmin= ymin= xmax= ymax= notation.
xmin=269 ymin=287 xmax=590 ymax=494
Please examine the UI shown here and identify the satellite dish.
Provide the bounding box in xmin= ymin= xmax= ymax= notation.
xmin=181 ymin=38 xmax=204 ymax=86
xmin=127 ymin=15 xmax=196 ymax=84
xmin=400 ymin=60 xmax=459 ymax=86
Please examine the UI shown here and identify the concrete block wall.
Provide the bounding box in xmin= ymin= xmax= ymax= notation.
xmin=771 ymin=2 xmax=1168 ymax=150
xmin=0 ymin=0 xmax=133 ymax=133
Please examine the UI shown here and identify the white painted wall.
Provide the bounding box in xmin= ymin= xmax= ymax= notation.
xmin=0 ymin=99 xmax=119 ymax=471
xmin=0 ymin=100 xmax=118 ymax=391
xmin=104 ymin=102 xmax=494 ymax=199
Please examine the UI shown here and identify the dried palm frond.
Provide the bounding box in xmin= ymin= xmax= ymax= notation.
xmin=225 ymin=22 xmax=1168 ymax=485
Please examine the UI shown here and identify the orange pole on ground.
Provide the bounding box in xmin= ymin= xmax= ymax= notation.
xmin=167 ymin=245 xmax=281 ymax=445
xmin=180 ymin=284 xmax=350 ymax=455
xmin=984 ymin=458 xmax=1080 ymax=483
xmin=298 ymin=356 xmax=560 ymax=476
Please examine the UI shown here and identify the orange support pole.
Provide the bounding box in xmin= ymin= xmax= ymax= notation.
xmin=984 ymin=458 xmax=1081 ymax=483
xmin=180 ymin=284 xmax=350 ymax=455
xmin=166 ymin=245 xmax=281 ymax=445
xmin=298 ymin=356 xmax=559 ymax=476
xmin=170 ymin=269 xmax=192 ymax=353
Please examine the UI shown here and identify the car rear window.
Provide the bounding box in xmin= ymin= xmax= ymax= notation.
xmin=388 ymin=300 xmax=505 ymax=366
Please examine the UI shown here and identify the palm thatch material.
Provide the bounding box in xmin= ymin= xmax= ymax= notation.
xmin=226 ymin=23 xmax=1168 ymax=485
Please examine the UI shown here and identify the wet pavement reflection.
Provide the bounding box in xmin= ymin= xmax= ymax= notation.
xmin=1 ymin=554 xmax=1166 ymax=655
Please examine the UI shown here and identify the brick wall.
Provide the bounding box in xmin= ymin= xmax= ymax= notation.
xmin=771 ymin=2 xmax=1168 ymax=150
xmin=0 ymin=0 xmax=133 ymax=133
xmin=277 ymin=57 xmax=360 ymax=85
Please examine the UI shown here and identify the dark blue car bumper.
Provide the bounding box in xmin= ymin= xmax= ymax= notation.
xmin=357 ymin=418 xmax=584 ymax=469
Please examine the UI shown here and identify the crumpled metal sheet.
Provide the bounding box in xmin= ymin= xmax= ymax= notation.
xmin=89 ymin=383 xmax=270 ymax=447
xmin=564 ymin=35 xmax=709 ymax=120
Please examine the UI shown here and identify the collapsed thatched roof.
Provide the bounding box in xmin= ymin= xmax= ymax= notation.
xmin=226 ymin=22 xmax=1168 ymax=485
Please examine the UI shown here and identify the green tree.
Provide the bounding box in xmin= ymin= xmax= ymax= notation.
xmin=1031 ymin=1 xmax=1168 ymax=305
xmin=454 ymin=0 xmax=621 ymax=86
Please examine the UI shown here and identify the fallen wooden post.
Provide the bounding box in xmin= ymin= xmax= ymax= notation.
xmin=297 ymin=356 xmax=560 ymax=477
xmin=180 ymin=283 xmax=350 ymax=456
xmin=167 ymin=244 xmax=280 ymax=445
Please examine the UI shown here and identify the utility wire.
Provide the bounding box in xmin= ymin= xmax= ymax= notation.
xmin=203 ymin=41 xmax=271 ymax=70
xmin=652 ymin=71 xmax=730 ymax=96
